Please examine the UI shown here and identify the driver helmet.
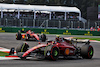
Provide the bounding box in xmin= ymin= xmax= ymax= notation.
xmin=56 ymin=35 xmax=60 ymax=42
xmin=56 ymin=35 xmax=60 ymax=38
xmin=31 ymin=31 xmax=34 ymax=33
xmin=18 ymin=30 xmax=21 ymax=33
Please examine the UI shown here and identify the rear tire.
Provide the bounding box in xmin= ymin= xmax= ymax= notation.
xmin=16 ymin=33 xmax=22 ymax=40
xmin=41 ymin=34 xmax=46 ymax=42
xmin=81 ymin=45 xmax=94 ymax=59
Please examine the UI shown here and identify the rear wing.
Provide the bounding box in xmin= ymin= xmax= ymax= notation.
xmin=64 ymin=37 xmax=90 ymax=45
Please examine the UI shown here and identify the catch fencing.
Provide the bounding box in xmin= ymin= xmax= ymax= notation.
xmin=0 ymin=17 xmax=99 ymax=30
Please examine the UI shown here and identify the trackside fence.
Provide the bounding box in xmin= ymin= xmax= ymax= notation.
xmin=0 ymin=17 xmax=90 ymax=29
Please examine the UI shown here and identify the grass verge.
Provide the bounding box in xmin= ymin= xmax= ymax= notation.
xmin=0 ymin=51 xmax=9 ymax=56
xmin=74 ymin=37 xmax=100 ymax=41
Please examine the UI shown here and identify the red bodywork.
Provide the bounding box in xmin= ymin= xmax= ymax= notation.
xmin=22 ymin=38 xmax=76 ymax=57
xmin=22 ymin=30 xmax=39 ymax=40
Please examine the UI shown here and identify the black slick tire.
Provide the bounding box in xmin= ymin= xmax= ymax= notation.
xmin=81 ymin=45 xmax=94 ymax=59
xmin=16 ymin=43 xmax=29 ymax=59
xmin=41 ymin=34 xmax=46 ymax=42
xmin=45 ymin=45 xmax=59 ymax=61
xmin=16 ymin=33 xmax=22 ymax=40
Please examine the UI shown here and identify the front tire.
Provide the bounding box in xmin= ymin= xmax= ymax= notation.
xmin=16 ymin=43 xmax=29 ymax=53
xmin=50 ymin=47 xmax=59 ymax=60
xmin=41 ymin=34 xmax=46 ymax=42
xmin=16 ymin=43 xmax=29 ymax=59
xmin=20 ymin=57 xmax=26 ymax=60
xmin=45 ymin=45 xmax=59 ymax=61
xmin=81 ymin=45 xmax=94 ymax=59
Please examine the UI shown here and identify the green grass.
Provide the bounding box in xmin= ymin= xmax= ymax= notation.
xmin=74 ymin=37 xmax=100 ymax=41
xmin=0 ymin=51 xmax=9 ymax=56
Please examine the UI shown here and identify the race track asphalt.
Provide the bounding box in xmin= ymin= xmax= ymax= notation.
xmin=0 ymin=33 xmax=100 ymax=67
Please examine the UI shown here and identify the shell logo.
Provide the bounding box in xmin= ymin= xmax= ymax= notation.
xmin=84 ymin=31 xmax=93 ymax=36
xmin=22 ymin=29 xmax=24 ymax=31
xmin=63 ymin=30 xmax=71 ymax=35
xmin=88 ymin=32 xmax=90 ymax=34
xmin=65 ymin=48 xmax=70 ymax=55
xmin=66 ymin=30 xmax=68 ymax=33
xmin=44 ymin=30 xmax=47 ymax=32
xmin=41 ymin=29 xmax=49 ymax=34
xmin=0 ymin=28 xmax=2 ymax=30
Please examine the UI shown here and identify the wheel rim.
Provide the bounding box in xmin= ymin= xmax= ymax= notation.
xmin=88 ymin=46 xmax=93 ymax=58
xmin=90 ymin=50 xmax=93 ymax=55
xmin=51 ymin=47 xmax=59 ymax=60
xmin=16 ymin=35 xmax=17 ymax=38
xmin=54 ymin=50 xmax=58 ymax=56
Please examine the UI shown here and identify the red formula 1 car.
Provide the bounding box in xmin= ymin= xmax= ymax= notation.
xmin=10 ymin=37 xmax=94 ymax=60
xmin=16 ymin=30 xmax=46 ymax=42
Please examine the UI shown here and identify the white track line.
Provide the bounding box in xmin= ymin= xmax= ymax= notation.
xmin=0 ymin=47 xmax=10 ymax=52
xmin=0 ymin=57 xmax=19 ymax=60
xmin=90 ymin=40 xmax=100 ymax=43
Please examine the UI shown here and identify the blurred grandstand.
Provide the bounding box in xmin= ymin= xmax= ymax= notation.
xmin=0 ymin=0 xmax=100 ymax=30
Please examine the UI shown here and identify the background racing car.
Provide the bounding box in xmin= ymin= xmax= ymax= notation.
xmin=16 ymin=30 xmax=46 ymax=42
xmin=10 ymin=36 xmax=94 ymax=61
